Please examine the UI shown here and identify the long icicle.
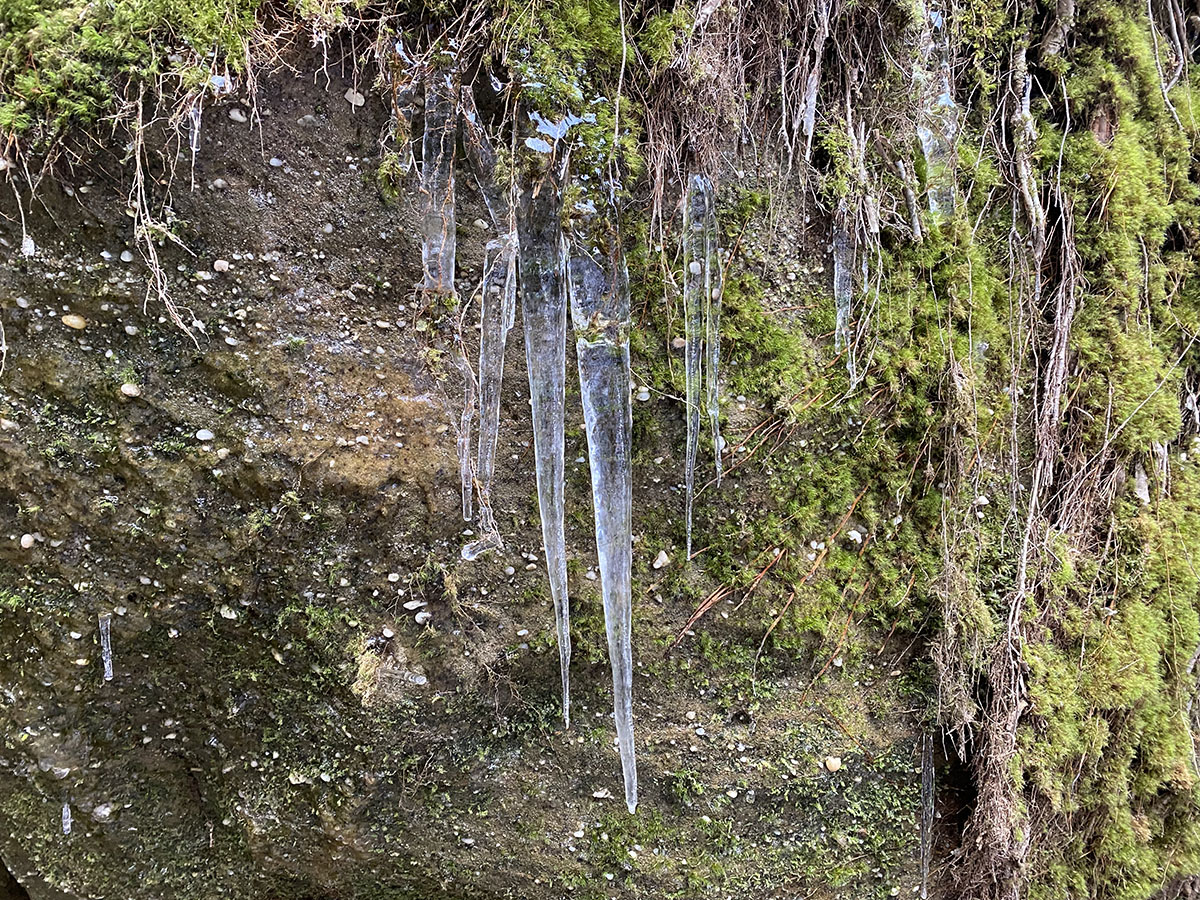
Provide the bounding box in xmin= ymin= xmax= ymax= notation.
xmin=418 ymin=60 xmax=473 ymax=521
xmin=462 ymin=86 xmax=518 ymax=559
xmin=701 ymin=178 xmax=724 ymax=485
xmin=683 ymin=174 xmax=723 ymax=558
xmin=516 ymin=147 xmax=572 ymax=726
xmin=567 ymin=191 xmax=637 ymax=813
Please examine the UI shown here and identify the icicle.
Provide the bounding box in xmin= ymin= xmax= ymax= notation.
xmin=915 ymin=0 xmax=958 ymax=218
xmin=801 ymin=0 xmax=832 ymax=160
xmin=682 ymin=175 xmax=724 ymax=558
xmin=455 ymin=345 xmax=477 ymax=524
xmin=418 ymin=62 xmax=473 ymax=521
xmin=98 ymin=612 xmax=113 ymax=682
xmin=461 ymin=86 xmax=519 ymax=558
xmin=420 ymin=66 xmax=458 ymax=293
xmin=683 ymin=181 xmax=704 ymax=559
xmin=516 ymin=150 xmax=572 ymax=726
xmin=62 ymin=802 xmax=72 ymax=835
xmin=462 ymin=232 xmax=517 ymax=561
xmin=832 ymin=201 xmax=856 ymax=383
xmin=188 ymin=101 xmax=202 ymax=156
xmin=703 ymin=185 xmax=725 ymax=487
xmin=567 ymin=192 xmax=637 ymax=813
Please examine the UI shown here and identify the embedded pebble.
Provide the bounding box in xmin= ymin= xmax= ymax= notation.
xmin=61 ymin=314 xmax=87 ymax=330
xmin=414 ymin=610 xmax=432 ymax=625
xmin=120 ymin=250 xmax=134 ymax=263
xmin=824 ymin=756 xmax=842 ymax=772
xmin=19 ymin=533 xmax=35 ymax=550
xmin=269 ymin=157 xmax=284 ymax=167
xmin=120 ymin=383 xmax=141 ymax=398
xmin=344 ymin=88 xmax=366 ymax=107
xmin=652 ymin=550 xmax=670 ymax=570
xmin=636 ymin=387 xmax=651 ymax=402
xmin=213 ymin=259 xmax=231 ymax=273
xmin=229 ymin=108 xmax=247 ymax=123
xmin=196 ymin=429 xmax=215 ymax=442
xmin=219 ymin=605 xmax=238 ymax=620
xmin=381 ymin=627 xmax=395 ymax=639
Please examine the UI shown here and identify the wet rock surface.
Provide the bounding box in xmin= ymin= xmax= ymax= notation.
xmin=0 ymin=63 xmax=928 ymax=900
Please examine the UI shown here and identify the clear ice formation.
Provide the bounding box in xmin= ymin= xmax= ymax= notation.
xmin=418 ymin=63 xmax=474 ymax=521
xmin=516 ymin=153 xmax=572 ymax=726
xmin=98 ymin=612 xmax=113 ymax=682
xmin=916 ymin=1 xmax=958 ymax=217
xmin=833 ymin=201 xmax=857 ymax=383
xmin=682 ymin=174 xmax=724 ymax=558
xmin=461 ymin=87 xmax=519 ymax=558
xmin=567 ymin=191 xmax=637 ymax=813
xmin=419 ymin=65 xmax=458 ymax=295
xmin=187 ymin=101 xmax=202 ymax=155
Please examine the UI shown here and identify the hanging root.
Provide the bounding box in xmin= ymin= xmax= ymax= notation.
xmin=129 ymin=87 xmax=197 ymax=344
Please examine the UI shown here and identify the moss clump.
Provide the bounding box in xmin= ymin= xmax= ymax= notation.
xmin=0 ymin=0 xmax=261 ymax=137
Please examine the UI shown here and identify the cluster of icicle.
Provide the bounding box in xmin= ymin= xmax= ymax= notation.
xmin=403 ymin=56 xmax=733 ymax=813
xmin=827 ymin=2 xmax=958 ymax=386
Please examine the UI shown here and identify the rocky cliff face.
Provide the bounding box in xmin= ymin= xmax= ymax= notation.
xmin=0 ymin=60 xmax=928 ymax=900
xmin=7 ymin=2 xmax=1200 ymax=899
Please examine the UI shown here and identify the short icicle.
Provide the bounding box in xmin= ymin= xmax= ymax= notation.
xmin=461 ymin=86 xmax=518 ymax=559
xmin=682 ymin=174 xmax=724 ymax=558
xmin=567 ymin=191 xmax=637 ymax=813
xmin=516 ymin=146 xmax=572 ymax=726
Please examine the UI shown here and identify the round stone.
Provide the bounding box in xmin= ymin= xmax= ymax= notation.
xmin=61 ymin=314 xmax=87 ymax=330
xmin=213 ymin=259 xmax=231 ymax=273
xmin=120 ymin=383 xmax=141 ymax=398
xmin=195 ymin=429 xmax=215 ymax=442
xmin=19 ymin=533 xmax=35 ymax=550
xmin=824 ymin=756 xmax=842 ymax=773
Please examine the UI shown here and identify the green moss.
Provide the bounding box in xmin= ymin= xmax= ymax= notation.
xmin=0 ymin=0 xmax=262 ymax=139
